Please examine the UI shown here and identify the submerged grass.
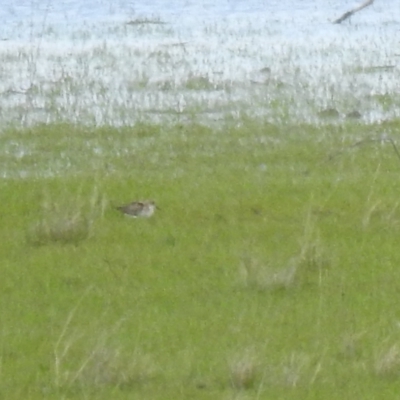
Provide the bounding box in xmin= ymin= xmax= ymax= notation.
xmin=2 ymin=118 xmax=400 ymax=398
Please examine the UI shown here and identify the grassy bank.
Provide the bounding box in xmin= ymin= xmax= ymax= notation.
xmin=2 ymin=119 xmax=400 ymax=399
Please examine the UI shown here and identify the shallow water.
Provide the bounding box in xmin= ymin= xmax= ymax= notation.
xmin=0 ymin=0 xmax=399 ymax=127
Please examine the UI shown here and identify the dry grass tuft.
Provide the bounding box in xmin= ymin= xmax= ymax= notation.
xmin=240 ymin=213 xmax=328 ymax=291
xmin=229 ymin=350 xmax=260 ymax=390
xmin=240 ymin=255 xmax=297 ymax=291
xmin=73 ymin=347 xmax=157 ymax=388
xmin=295 ymin=237 xmax=327 ymax=286
xmin=53 ymin=295 xmax=156 ymax=389
xmin=27 ymin=187 xmax=107 ymax=246
xmin=28 ymin=212 xmax=91 ymax=246
xmin=375 ymin=344 xmax=400 ymax=377
xmin=280 ymin=352 xmax=311 ymax=387
xmin=294 ymin=212 xmax=329 ymax=287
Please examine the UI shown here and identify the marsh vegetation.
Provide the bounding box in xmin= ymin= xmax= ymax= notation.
xmin=1 ymin=1 xmax=400 ymax=398
xmin=2 ymin=117 xmax=400 ymax=399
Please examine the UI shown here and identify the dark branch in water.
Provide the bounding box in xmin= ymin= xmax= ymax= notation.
xmin=333 ymin=0 xmax=374 ymax=24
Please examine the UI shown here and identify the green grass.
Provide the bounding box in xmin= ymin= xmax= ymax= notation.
xmin=2 ymin=119 xmax=400 ymax=398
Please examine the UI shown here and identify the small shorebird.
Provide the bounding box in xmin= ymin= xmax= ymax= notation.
xmin=116 ymin=200 xmax=158 ymax=218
